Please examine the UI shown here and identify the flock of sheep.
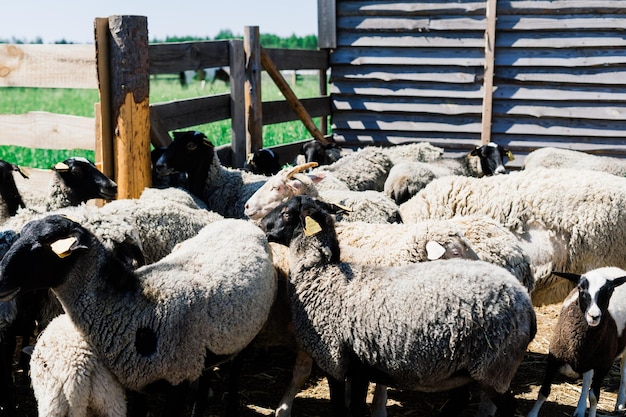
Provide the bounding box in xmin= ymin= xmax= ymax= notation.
xmin=0 ymin=136 xmax=625 ymax=417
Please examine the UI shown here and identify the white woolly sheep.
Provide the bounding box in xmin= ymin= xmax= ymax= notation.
xmin=260 ymin=195 xmax=536 ymax=417
xmin=244 ymin=162 xmax=401 ymax=224
xmin=268 ymin=213 xmax=534 ymax=417
xmin=0 ymin=216 xmax=276 ymax=397
xmin=30 ymin=314 xmax=127 ymax=417
xmin=153 ymin=131 xmax=267 ymax=218
xmin=527 ymin=267 xmax=626 ymax=417
xmin=18 ymin=157 xmax=117 ymax=213
xmin=384 ymin=142 xmax=514 ymax=204
xmin=399 ymin=167 xmax=626 ymax=306
xmin=378 ymin=141 xmax=444 ymax=165
xmin=524 ymin=146 xmax=626 ymax=176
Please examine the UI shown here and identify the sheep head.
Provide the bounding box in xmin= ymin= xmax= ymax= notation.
xmin=52 ymin=157 xmax=118 ymax=202
xmin=244 ymin=162 xmax=323 ymax=221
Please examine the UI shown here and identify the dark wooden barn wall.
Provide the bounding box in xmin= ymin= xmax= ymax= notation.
xmin=326 ymin=0 xmax=626 ymax=166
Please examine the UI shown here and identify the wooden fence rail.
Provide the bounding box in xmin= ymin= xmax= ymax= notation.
xmin=0 ymin=15 xmax=332 ymax=198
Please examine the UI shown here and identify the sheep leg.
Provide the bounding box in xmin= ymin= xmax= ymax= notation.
xmin=370 ymin=384 xmax=388 ymax=417
xmin=439 ymin=385 xmax=470 ymax=416
xmin=346 ymin=364 xmax=369 ymax=417
xmin=327 ymin=374 xmax=348 ymax=417
xmin=482 ymin=388 xmax=516 ymax=417
xmin=616 ymin=353 xmax=626 ymax=411
xmin=275 ymin=348 xmax=313 ymax=417
xmin=527 ymin=354 xmax=562 ymax=417
xmin=573 ymin=370 xmax=593 ymax=417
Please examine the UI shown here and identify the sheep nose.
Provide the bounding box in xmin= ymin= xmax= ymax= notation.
xmin=586 ymin=312 xmax=601 ymax=327
xmin=494 ymin=165 xmax=507 ymax=175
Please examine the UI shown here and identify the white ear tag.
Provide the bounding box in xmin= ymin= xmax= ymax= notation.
xmin=426 ymin=241 xmax=446 ymax=260
xmin=50 ymin=237 xmax=77 ymax=258
xmin=304 ymin=216 xmax=322 ymax=237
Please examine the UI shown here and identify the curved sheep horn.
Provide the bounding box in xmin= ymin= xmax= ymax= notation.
xmin=285 ymin=162 xmax=318 ymax=179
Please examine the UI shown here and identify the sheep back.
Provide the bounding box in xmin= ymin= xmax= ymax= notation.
xmin=319 ymin=189 xmax=401 ymax=224
xmin=290 ymin=258 xmax=535 ymax=392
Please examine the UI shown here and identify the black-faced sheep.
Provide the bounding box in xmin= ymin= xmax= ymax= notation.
xmin=245 ymin=148 xmax=282 ymax=176
xmin=260 ymin=195 xmax=536 ymax=417
xmin=0 ymin=215 xmax=276 ymax=405
xmin=153 ymin=131 xmax=267 ymax=218
xmin=0 ymin=160 xmax=28 ymax=220
xmin=527 ymin=267 xmax=626 ymax=417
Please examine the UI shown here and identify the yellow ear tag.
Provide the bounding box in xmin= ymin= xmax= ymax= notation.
xmin=50 ymin=237 xmax=77 ymax=258
xmin=506 ymin=150 xmax=515 ymax=161
xmin=304 ymin=216 xmax=322 ymax=237
xmin=16 ymin=166 xmax=29 ymax=179
xmin=53 ymin=162 xmax=70 ymax=172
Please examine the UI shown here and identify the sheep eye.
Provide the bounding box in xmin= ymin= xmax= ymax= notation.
xmin=71 ymin=166 xmax=82 ymax=175
xmin=186 ymin=142 xmax=198 ymax=151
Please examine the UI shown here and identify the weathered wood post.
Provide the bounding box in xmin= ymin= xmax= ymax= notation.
xmin=481 ymin=0 xmax=497 ymax=144
xmin=95 ymin=15 xmax=152 ymax=198
xmin=242 ymin=26 xmax=263 ymax=169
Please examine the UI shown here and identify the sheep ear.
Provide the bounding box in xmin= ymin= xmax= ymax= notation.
xmin=49 ymin=235 xmax=86 ymax=259
xmin=552 ymin=271 xmax=581 ymax=284
xmin=52 ymin=162 xmax=70 ymax=172
xmin=611 ymin=276 xmax=626 ymax=289
xmin=13 ymin=165 xmax=29 ymax=179
xmin=303 ymin=216 xmax=322 ymax=237
xmin=426 ymin=241 xmax=446 ymax=260
xmin=506 ymin=150 xmax=515 ymax=161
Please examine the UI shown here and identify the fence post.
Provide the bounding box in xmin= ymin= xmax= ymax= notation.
xmin=243 ymin=26 xmax=263 ymax=169
xmin=105 ymin=15 xmax=152 ymax=198
xmin=480 ymin=0 xmax=497 ymax=144
xmin=228 ymin=40 xmax=246 ymax=168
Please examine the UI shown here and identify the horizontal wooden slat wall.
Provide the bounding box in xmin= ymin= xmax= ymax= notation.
xmin=328 ymin=0 xmax=626 ymax=165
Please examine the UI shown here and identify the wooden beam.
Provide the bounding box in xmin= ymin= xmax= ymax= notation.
xmin=94 ymin=17 xmax=114 ymax=181
xmin=243 ymin=26 xmax=263 ymax=169
xmin=108 ymin=15 xmax=152 ymax=198
xmin=260 ymin=48 xmax=329 ymax=146
xmin=481 ymin=0 xmax=497 ymax=144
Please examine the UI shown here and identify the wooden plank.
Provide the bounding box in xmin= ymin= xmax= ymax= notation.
xmin=0 ymin=44 xmax=96 ymax=89
xmin=0 ymin=112 xmax=95 ymax=150
xmin=497 ymin=31 xmax=626 ymax=48
xmin=150 ymin=94 xmax=231 ymax=130
xmin=499 ymin=1 xmax=626 ymax=14
xmin=338 ymin=2 xmax=486 ymax=15
xmin=148 ymin=41 xmax=230 ymax=74
xmin=491 ymin=117 xmax=626 ymax=137
xmin=481 ymin=0 xmax=497 ymax=144
xmin=264 ymin=48 xmax=328 ymax=71
xmin=244 ymin=26 xmax=263 ymax=166
xmin=493 ymin=84 xmax=626 ymax=101
xmin=263 ymin=97 xmax=331 ymax=125
xmin=330 ymin=47 xmax=485 ymax=66
xmin=337 ymin=16 xmax=486 ymax=31
xmin=496 ymin=15 xmax=626 ymax=31
xmin=108 ymin=15 xmax=151 ymax=198
xmin=337 ymin=33 xmax=484 ymax=48
xmin=229 ymin=39 xmax=246 ymax=168
xmin=261 ymin=48 xmax=328 ymax=145
xmin=332 ymin=112 xmax=482 ymax=134
xmin=318 ymin=0 xmax=337 ymax=49
xmin=332 ymin=96 xmax=482 ymax=115
xmin=332 ymin=66 xmax=480 ymax=84
xmin=495 ymin=67 xmax=626 ymax=85
xmin=94 ymin=17 xmax=114 ymax=181
xmin=495 ymin=47 xmax=626 ymax=67
xmin=330 ymin=82 xmax=484 ymax=99
xmin=492 ymin=101 xmax=626 ymax=121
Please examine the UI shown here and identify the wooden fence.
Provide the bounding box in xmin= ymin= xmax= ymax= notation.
xmin=0 ymin=15 xmax=331 ymax=199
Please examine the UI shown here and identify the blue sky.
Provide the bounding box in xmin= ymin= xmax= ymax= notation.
xmin=2 ymin=0 xmax=319 ymax=43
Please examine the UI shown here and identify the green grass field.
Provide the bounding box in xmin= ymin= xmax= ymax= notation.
xmin=0 ymin=72 xmax=328 ymax=168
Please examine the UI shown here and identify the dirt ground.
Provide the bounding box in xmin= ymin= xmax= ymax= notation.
xmin=9 ymin=303 xmax=626 ymax=417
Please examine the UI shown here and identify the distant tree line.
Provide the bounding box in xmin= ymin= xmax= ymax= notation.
xmin=0 ymin=30 xmax=318 ymax=50
xmin=155 ymin=29 xmax=318 ymax=50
